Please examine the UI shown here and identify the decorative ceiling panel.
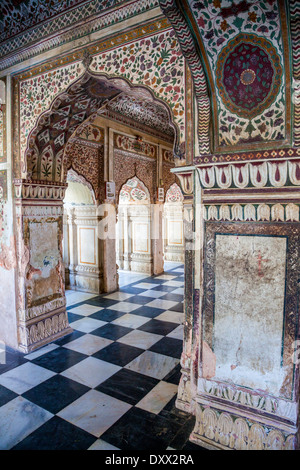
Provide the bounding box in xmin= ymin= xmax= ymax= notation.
xmin=0 ymin=0 xmax=126 ymax=44
xmin=189 ymin=0 xmax=291 ymax=150
xmin=161 ymin=0 xmax=292 ymax=155
xmin=106 ymin=94 xmax=175 ymax=138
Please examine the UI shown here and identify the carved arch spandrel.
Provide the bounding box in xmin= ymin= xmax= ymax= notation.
xmin=23 ymin=71 xmax=180 ymax=184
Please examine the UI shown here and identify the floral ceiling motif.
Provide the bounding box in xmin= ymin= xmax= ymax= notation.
xmin=106 ymin=94 xmax=175 ymax=139
xmin=0 ymin=0 xmax=126 ymax=43
xmin=161 ymin=0 xmax=291 ymax=153
xmin=90 ymin=28 xmax=185 ymax=144
xmin=216 ymin=34 xmax=282 ymax=120
xmin=188 ymin=0 xmax=288 ymax=149
xmin=18 ymin=21 xmax=185 ymax=179
xmin=25 ymin=73 xmax=121 ymax=182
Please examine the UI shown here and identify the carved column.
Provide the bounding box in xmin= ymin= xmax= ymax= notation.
xmin=14 ymin=179 xmax=72 ymax=353
xmin=122 ymin=205 xmax=130 ymax=271
xmin=151 ymin=202 xmax=164 ymax=276
xmin=67 ymin=207 xmax=77 ymax=289
xmin=99 ymin=201 xmax=118 ymax=293
xmin=171 ymin=167 xmax=197 ymax=413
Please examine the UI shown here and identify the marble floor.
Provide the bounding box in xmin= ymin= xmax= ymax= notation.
xmin=0 ymin=263 xmax=206 ymax=451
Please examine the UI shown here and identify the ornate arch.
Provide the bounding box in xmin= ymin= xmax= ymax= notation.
xmin=24 ymin=70 xmax=180 ymax=183
xmin=165 ymin=182 xmax=184 ymax=203
xmin=65 ymin=168 xmax=96 ymax=205
xmin=119 ymin=176 xmax=151 ymax=205
xmin=159 ymin=0 xmax=211 ymax=155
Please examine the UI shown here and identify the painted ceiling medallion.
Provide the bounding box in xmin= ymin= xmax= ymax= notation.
xmin=216 ymin=34 xmax=282 ymax=119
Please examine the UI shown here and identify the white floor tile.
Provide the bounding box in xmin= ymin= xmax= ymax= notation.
xmin=69 ymin=317 xmax=106 ymax=333
xmin=0 ymin=397 xmax=53 ymax=450
xmin=109 ymin=302 xmax=140 ymax=313
xmin=125 ymin=350 xmax=179 ymax=380
xmin=88 ymin=439 xmax=120 ymax=450
xmin=145 ymin=299 xmax=179 ymax=310
xmin=61 ymin=356 xmax=121 ymax=388
xmin=171 ymin=288 xmax=184 ymax=295
xmin=57 ymin=389 xmax=131 ymax=438
xmin=66 ymin=292 xmax=97 ymax=307
xmin=117 ymin=330 xmax=163 ymax=349
xmin=111 ymin=314 xmax=150 ymax=329
xmin=63 ymin=334 xmax=113 ymax=355
xmin=155 ymin=274 xmax=177 ymax=280
xmin=167 ymin=324 xmax=184 ymax=340
xmin=136 ymin=381 xmax=178 ymax=414
xmin=155 ymin=310 xmax=183 ymax=324
xmin=138 ymin=290 xmax=165 ymax=298
xmin=0 ymin=362 xmax=56 ymax=394
xmin=68 ymin=304 xmax=104 ymax=316
xmin=133 ymin=283 xmax=161 ymax=290
xmin=103 ymin=292 xmax=134 ymax=301
xmin=162 ymin=280 xmax=184 ymax=287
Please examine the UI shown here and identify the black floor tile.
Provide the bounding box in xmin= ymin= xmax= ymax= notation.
xmin=53 ymin=329 xmax=85 ymax=346
xmin=169 ymin=302 xmax=184 ymax=313
xmin=181 ymin=440 xmax=208 ymax=451
xmin=138 ymin=319 xmax=179 ymax=336
xmin=149 ymin=337 xmax=183 ymax=359
xmin=30 ymin=347 xmax=87 ymax=373
xmin=160 ymin=293 xmax=184 ymax=302
xmin=152 ymin=285 xmax=178 ymax=293
xmin=95 ymin=368 xmax=159 ymax=405
xmin=12 ymin=416 xmax=96 ymax=450
xmin=163 ymin=363 xmax=182 ymax=385
xmin=0 ymin=347 xmax=27 ymax=374
xmin=101 ymin=407 xmax=182 ymax=451
xmin=120 ymin=286 xmax=147 ymax=295
xmin=125 ymin=295 xmax=156 ymax=305
xmin=159 ymin=396 xmax=190 ymax=425
xmin=129 ymin=306 xmax=163 ymax=318
xmin=66 ymin=312 xmax=84 ymax=323
xmin=169 ymin=416 xmax=197 ymax=450
xmin=0 ymin=384 xmax=18 ymax=407
xmin=89 ymin=309 xmax=125 ymax=322
xmin=23 ymin=375 xmax=90 ymax=414
xmin=91 ymin=323 xmax=133 ymax=341
xmin=92 ymin=342 xmax=144 ymax=367
xmin=135 ymin=278 xmax=165 ymax=284
xmin=85 ymin=297 xmax=119 ymax=308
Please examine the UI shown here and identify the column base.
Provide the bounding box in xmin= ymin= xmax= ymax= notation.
xmin=18 ymin=307 xmax=72 ymax=354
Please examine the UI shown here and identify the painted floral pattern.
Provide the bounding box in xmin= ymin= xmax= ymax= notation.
xmin=0 ymin=0 xmax=125 ymax=42
xmin=188 ymin=0 xmax=286 ymax=147
xmin=20 ymin=62 xmax=84 ymax=158
xmin=19 ymin=28 xmax=185 ymax=161
xmin=165 ymin=183 xmax=183 ymax=203
xmin=119 ymin=177 xmax=150 ymax=204
xmin=90 ymin=29 xmax=185 ymax=140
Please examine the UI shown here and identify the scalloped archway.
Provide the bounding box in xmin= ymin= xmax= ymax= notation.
xmin=24 ymin=70 xmax=179 ymax=183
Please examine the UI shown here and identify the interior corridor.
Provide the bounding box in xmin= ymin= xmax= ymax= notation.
xmin=0 ymin=262 xmax=204 ymax=451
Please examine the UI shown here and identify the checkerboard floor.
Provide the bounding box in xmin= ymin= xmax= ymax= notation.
xmin=0 ymin=263 xmax=205 ymax=451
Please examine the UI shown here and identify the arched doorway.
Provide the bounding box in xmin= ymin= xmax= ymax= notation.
xmin=63 ymin=170 xmax=101 ymax=294
xmin=16 ymin=70 xmax=179 ymax=352
xmin=117 ymin=176 xmax=152 ymax=274
xmin=163 ymin=183 xmax=184 ymax=264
